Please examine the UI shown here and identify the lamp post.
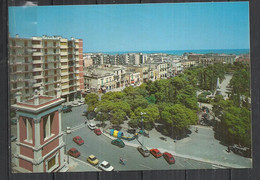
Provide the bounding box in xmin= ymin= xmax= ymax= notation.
xmin=141 ymin=112 xmax=146 ymax=146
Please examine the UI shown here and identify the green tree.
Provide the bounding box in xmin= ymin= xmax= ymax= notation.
xmin=111 ymin=109 xmax=126 ymax=125
xmin=85 ymin=93 xmax=99 ymax=112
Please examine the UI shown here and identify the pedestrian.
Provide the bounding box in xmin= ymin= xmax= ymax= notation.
xmin=85 ymin=119 xmax=87 ymax=125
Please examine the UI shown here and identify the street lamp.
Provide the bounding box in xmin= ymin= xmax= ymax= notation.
xmin=140 ymin=112 xmax=146 ymax=146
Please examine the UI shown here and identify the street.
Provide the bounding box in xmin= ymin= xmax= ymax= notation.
xmin=62 ymin=105 xmax=224 ymax=171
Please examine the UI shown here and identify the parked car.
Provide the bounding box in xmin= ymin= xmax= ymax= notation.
xmin=11 ymin=135 xmax=17 ymax=142
xmin=78 ymin=101 xmax=84 ymax=106
xmin=150 ymin=148 xmax=162 ymax=158
xmin=73 ymin=136 xmax=84 ymax=145
xmin=94 ymin=128 xmax=102 ymax=135
xmin=127 ymin=128 xmax=136 ymax=134
xmin=98 ymin=161 xmax=114 ymax=171
xmin=229 ymin=144 xmax=251 ymax=158
xmin=111 ymin=138 xmax=125 ymax=148
xmin=66 ymin=127 xmax=72 ymax=134
xmin=137 ymin=146 xmax=150 ymax=157
xmin=71 ymin=102 xmax=80 ymax=107
xmin=163 ymin=152 xmax=175 ymax=164
xmin=88 ymin=123 xmax=96 ymax=130
xmin=87 ymin=155 xmax=99 ymax=165
xmin=82 ymin=110 xmax=88 ymax=116
xmin=68 ymin=147 xmax=80 ymax=158
xmin=62 ymin=106 xmax=72 ymax=113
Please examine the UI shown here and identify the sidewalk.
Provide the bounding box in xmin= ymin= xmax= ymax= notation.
xmin=65 ymin=155 xmax=101 ymax=172
xmin=103 ymin=125 xmax=252 ymax=169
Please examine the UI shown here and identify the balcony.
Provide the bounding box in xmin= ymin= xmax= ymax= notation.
xmin=32 ymin=44 xmax=43 ymax=48
xmin=75 ymin=51 xmax=79 ymax=55
xmin=61 ymin=84 xmax=69 ymax=89
xmin=60 ymin=58 xmax=68 ymax=63
xmin=60 ymin=52 xmax=68 ymax=56
xmin=33 ymin=82 xmax=42 ymax=87
xmin=61 ymin=65 xmax=68 ymax=69
xmin=61 ymin=72 xmax=69 ymax=76
xmin=33 ymin=74 xmax=44 ymax=79
xmin=32 ymin=60 xmax=43 ymax=64
xmin=60 ymin=45 xmax=67 ymax=49
xmin=61 ymin=78 xmax=69 ymax=83
xmin=32 ymin=52 xmax=43 ymax=56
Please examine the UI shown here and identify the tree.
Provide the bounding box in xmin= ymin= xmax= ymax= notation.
xmin=101 ymin=91 xmax=125 ymax=101
xmin=111 ymin=109 xmax=126 ymax=125
xmin=85 ymin=93 xmax=99 ymax=112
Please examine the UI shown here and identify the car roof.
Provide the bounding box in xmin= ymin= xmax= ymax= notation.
xmin=151 ymin=148 xmax=160 ymax=152
xmin=89 ymin=155 xmax=96 ymax=158
xmin=75 ymin=136 xmax=81 ymax=138
xmin=138 ymin=146 xmax=148 ymax=150
xmin=101 ymin=161 xmax=109 ymax=165
xmin=70 ymin=147 xmax=77 ymax=151
xmin=163 ymin=152 xmax=173 ymax=157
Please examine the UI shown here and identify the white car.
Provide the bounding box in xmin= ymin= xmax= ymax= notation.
xmin=98 ymin=161 xmax=114 ymax=171
xmin=78 ymin=101 xmax=84 ymax=106
xmin=88 ymin=123 xmax=96 ymax=130
xmin=66 ymin=127 xmax=72 ymax=134
xmin=72 ymin=102 xmax=80 ymax=107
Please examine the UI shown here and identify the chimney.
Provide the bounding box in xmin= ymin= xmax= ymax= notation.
xmin=39 ymin=85 xmax=44 ymax=95
xmin=16 ymin=34 xmax=19 ymax=38
xmin=34 ymin=89 xmax=39 ymax=105
xmin=56 ymin=84 xmax=61 ymax=98
xmin=15 ymin=92 xmax=22 ymax=103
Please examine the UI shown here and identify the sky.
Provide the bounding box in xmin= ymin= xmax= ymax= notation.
xmin=8 ymin=2 xmax=249 ymax=53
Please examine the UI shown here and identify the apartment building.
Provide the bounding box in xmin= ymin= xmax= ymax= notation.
xmin=9 ymin=35 xmax=83 ymax=104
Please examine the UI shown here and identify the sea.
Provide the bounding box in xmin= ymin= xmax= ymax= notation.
xmin=88 ymin=49 xmax=249 ymax=55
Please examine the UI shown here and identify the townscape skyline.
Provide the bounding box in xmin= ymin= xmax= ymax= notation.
xmin=9 ymin=2 xmax=249 ymax=53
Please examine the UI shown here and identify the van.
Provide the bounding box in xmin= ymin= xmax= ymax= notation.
xmin=137 ymin=146 xmax=150 ymax=157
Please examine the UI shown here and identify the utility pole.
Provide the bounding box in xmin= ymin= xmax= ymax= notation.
xmin=141 ymin=112 xmax=146 ymax=146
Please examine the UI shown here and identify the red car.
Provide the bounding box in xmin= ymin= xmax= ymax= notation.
xmin=150 ymin=148 xmax=162 ymax=158
xmin=163 ymin=152 xmax=175 ymax=164
xmin=68 ymin=147 xmax=80 ymax=158
xmin=94 ymin=128 xmax=102 ymax=135
xmin=73 ymin=136 xmax=84 ymax=145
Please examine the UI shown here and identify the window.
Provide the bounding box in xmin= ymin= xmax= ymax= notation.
xmin=23 ymin=118 xmax=32 ymax=143
xmin=24 ymin=41 xmax=28 ymax=47
xmin=43 ymin=113 xmax=54 ymax=140
xmin=53 ymin=42 xmax=56 ymax=46
xmin=24 ymin=57 xmax=28 ymax=63
xmin=48 ymin=156 xmax=56 ymax=170
xmin=44 ymin=42 xmax=47 ymax=47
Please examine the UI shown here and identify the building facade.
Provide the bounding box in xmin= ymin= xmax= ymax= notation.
xmin=12 ymin=87 xmax=65 ymax=173
xmin=9 ymin=35 xmax=84 ymax=104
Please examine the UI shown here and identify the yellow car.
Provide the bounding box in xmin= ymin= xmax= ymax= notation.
xmin=87 ymin=155 xmax=99 ymax=165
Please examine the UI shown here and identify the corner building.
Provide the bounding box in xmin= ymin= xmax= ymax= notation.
xmin=12 ymin=88 xmax=65 ymax=173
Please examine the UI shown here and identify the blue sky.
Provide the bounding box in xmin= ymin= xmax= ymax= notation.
xmin=9 ymin=2 xmax=249 ymax=53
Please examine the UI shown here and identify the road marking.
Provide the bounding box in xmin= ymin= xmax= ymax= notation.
xmin=139 ymin=164 xmax=153 ymax=170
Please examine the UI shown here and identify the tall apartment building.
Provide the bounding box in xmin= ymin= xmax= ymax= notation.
xmin=9 ymin=35 xmax=84 ymax=104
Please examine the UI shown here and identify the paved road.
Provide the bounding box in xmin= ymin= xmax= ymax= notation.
xmin=63 ymin=125 xmax=216 ymax=171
